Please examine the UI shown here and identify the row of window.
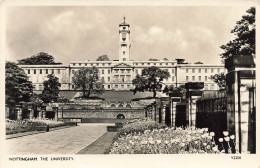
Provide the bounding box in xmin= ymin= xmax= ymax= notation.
xmin=135 ymin=68 xmax=175 ymax=74
xmin=186 ymin=76 xmax=209 ymax=81
xmin=72 ymin=63 xmax=112 ymax=66
xmin=185 ymin=68 xmax=221 ymax=73
xmin=134 ymin=62 xmax=175 ymax=66
xmin=27 ymin=69 xmax=61 ymax=75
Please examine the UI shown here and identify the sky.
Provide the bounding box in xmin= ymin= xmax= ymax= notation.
xmin=5 ymin=6 xmax=251 ymax=65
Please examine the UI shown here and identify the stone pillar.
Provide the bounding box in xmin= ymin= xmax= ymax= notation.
xmin=185 ymin=82 xmax=204 ymax=127
xmin=161 ymin=106 xmax=166 ymax=123
xmin=29 ymin=109 xmax=34 ymax=120
xmin=5 ymin=105 xmax=9 ymax=119
xmin=169 ymin=91 xmax=182 ymax=127
xmin=15 ymin=105 xmax=22 ymax=120
xmin=225 ymin=55 xmax=256 ymax=153
xmin=53 ymin=107 xmax=58 ymax=120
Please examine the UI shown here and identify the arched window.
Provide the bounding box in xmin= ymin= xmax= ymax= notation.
xmin=126 ymin=104 xmax=131 ymax=108
xmin=111 ymin=104 xmax=116 ymax=108
xmin=116 ymin=114 xmax=125 ymax=119
xmin=118 ymin=104 xmax=124 ymax=108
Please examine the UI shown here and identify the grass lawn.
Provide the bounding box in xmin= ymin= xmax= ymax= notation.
xmin=76 ymin=132 xmax=117 ymax=154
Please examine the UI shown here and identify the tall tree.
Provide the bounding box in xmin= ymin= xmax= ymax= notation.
xmin=220 ymin=7 xmax=255 ymax=59
xmin=210 ymin=73 xmax=226 ymax=89
xmin=96 ymin=55 xmax=110 ymax=61
xmin=18 ymin=52 xmax=62 ymax=65
xmin=41 ymin=74 xmax=61 ymax=103
xmin=72 ymin=67 xmax=104 ymax=98
xmin=5 ymin=62 xmax=33 ymax=107
xmin=132 ymin=66 xmax=170 ymax=98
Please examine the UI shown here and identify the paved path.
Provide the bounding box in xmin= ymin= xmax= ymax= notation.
xmin=6 ymin=123 xmax=113 ymax=154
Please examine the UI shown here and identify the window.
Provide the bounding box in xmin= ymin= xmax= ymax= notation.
xmin=172 ymin=76 xmax=175 ymax=81
xmin=136 ymin=69 xmax=138 ymax=74
xmin=199 ymin=68 xmax=201 ymax=73
xmin=34 ymin=70 xmax=36 ymax=74
xmin=154 ymin=63 xmax=156 ymax=65
xmin=186 ymin=76 xmax=189 ymax=81
xmin=46 ymin=69 xmax=48 ymax=74
xmin=121 ymin=84 xmax=124 ymax=88
xmin=58 ymin=69 xmax=60 ymax=74
xmin=205 ymin=76 xmax=208 ymax=81
xmin=115 ymin=69 xmax=119 ymax=73
xmin=40 ymin=69 xmax=42 ymax=74
xmin=108 ymin=70 xmax=110 ymax=74
xmin=205 ymin=69 xmax=208 ymax=73
xmin=218 ymin=68 xmax=220 ymax=73
xmin=166 ymin=63 xmax=168 ymax=65
xmin=97 ymin=63 xmax=99 ymax=66
xmin=120 ymin=69 xmax=124 ymax=73
xmin=172 ymin=69 xmax=175 ymax=73
xmin=52 ymin=69 xmax=54 ymax=74
xmin=73 ymin=63 xmax=75 ymax=66
xmin=127 ymin=84 xmax=130 ymax=89
xmin=102 ymin=77 xmax=104 ymax=81
xmin=199 ymin=76 xmax=201 ymax=81
xmin=211 ymin=68 xmax=214 ymax=73
xmin=85 ymin=63 xmax=87 ymax=66
xmin=108 ymin=85 xmax=110 ymax=89
xmin=103 ymin=63 xmax=105 ymax=66
xmin=172 ymin=63 xmax=174 ymax=65
xmin=142 ymin=63 xmax=144 ymax=65
xmin=91 ymin=63 xmax=93 ymax=66
xmin=127 ymin=69 xmax=130 ymax=73
xmin=205 ymin=84 xmax=208 ymax=90
xmin=28 ymin=69 xmax=30 ymax=74
xmin=186 ymin=69 xmax=189 ymax=73
xmin=102 ymin=70 xmax=104 ymax=74
xmin=123 ymin=51 xmax=125 ymax=55
xmin=192 ymin=69 xmax=195 ymax=73
xmin=123 ymin=58 xmax=126 ymax=61
xmin=102 ymin=85 xmax=104 ymax=89
xmin=79 ymin=63 xmax=81 ymax=66
xmin=108 ymin=77 xmax=110 ymax=81
xmin=192 ymin=76 xmax=195 ymax=81
xmin=72 ymin=70 xmax=75 ymax=74
xmin=210 ymin=85 xmax=215 ymax=90
xmin=108 ymin=63 xmax=111 ymax=66
xmin=115 ymin=84 xmax=118 ymax=89
xmin=160 ymin=63 xmax=162 ymax=65
xmin=136 ymin=63 xmax=138 ymax=65
xmin=72 ymin=85 xmax=74 ymax=89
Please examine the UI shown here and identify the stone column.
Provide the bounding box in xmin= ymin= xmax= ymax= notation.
xmin=169 ymin=91 xmax=182 ymax=127
xmin=225 ymin=55 xmax=256 ymax=153
xmin=29 ymin=109 xmax=34 ymax=120
xmin=15 ymin=105 xmax=22 ymax=120
xmin=185 ymin=82 xmax=204 ymax=127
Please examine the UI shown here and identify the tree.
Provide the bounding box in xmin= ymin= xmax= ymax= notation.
xmin=72 ymin=67 xmax=104 ymax=98
xmin=194 ymin=61 xmax=203 ymax=64
xmin=132 ymin=66 xmax=170 ymax=98
xmin=5 ymin=62 xmax=33 ymax=107
xmin=148 ymin=58 xmax=159 ymax=61
xmin=210 ymin=73 xmax=226 ymax=89
xmin=18 ymin=52 xmax=62 ymax=65
xmin=220 ymin=7 xmax=255 ymax=59
xmin=41 ymin=74 xmax=61 ymax=103
xmin=96 ymin=55 xmax=109 ymax=61
xmin=163 ymin=58 xmax=169 ymax=61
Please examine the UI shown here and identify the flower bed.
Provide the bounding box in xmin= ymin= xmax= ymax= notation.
xmin=6 ymin=119 xmax=76 ymax=135
xmin=109 ymin=120 xmax=237 ymax=154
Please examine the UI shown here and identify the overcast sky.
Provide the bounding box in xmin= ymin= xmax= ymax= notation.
xmin=5 ymin=6 xmax=251 ymax=65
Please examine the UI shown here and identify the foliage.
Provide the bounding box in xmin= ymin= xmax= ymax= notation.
xmin=41 ymin=74 xmax=61 ymax=103
xmin=163 ymin=58 xmax=169 ymax=61
xmin=18 ymin=52 xmax=62 ymax=65
xmin=148 ymin=58 xmax=159 ymax=61
xmin=194 ymin=61 xmax=203 ymax=64
xmin=132 ymin=66 xmax=170 ymax=98
xmin=210 ymin=73 xmax=226 ymax=89
xmin=109 ymin=126 xmax=237 ymax=154
xmin=176 ymin=85 xmax=186 ymax=99
xmin=96 ymin=55 xmax=110 ymax=61
xmin=72 ymin=67 xmax=104 ymax=98
xmin=118 ymin=119 xmax=166 ymax=136
xmin=220 ymin=7 xmax=255 ymax=59
xmin=5 ymin=62 xmax=33 ymax=107
xmin=6 ymin=119 xmax=76 ymax=135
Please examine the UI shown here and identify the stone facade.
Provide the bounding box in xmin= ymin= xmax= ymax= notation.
xmin=18 ymin=17 xmax=225 ymax=91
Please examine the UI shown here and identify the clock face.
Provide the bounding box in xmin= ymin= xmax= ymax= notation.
xmin=122 ymin=33 xmax=126 ymax=40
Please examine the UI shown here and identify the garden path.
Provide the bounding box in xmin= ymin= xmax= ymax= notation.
xmin=6 ymin=123 xmax=113 ymax=154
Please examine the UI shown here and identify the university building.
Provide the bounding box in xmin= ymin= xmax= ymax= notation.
xmin=19 ymin=17 xmax=226 ymax=91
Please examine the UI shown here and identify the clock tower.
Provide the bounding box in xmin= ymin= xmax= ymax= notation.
xmin=118 ymin=15 xmax=131 ymax=61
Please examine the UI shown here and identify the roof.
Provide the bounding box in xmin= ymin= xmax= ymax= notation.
xmin=119 ymin=22 xmax=130 ymax=26
xmin=60 ymin=90 xmax=168 ymax=102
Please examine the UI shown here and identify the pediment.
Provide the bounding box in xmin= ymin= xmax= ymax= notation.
xmin=113 ymin=63 xmax=132 ymax=68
